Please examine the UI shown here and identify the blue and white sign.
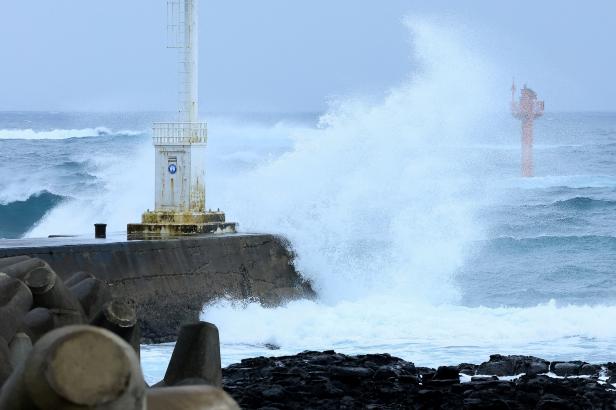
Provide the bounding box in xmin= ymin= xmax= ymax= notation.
xmin=168 ymin=163 xmax=177 ymax=174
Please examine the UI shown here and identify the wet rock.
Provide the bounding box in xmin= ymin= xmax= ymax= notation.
xmin=330 ymin=365 xmax=373 ymax=382
xmin=373 ymin=365 xmax=399 ymax=380
xmin=471 ymin=376 xmax=498 ymax=382
xmin=222 ymin=351 xmax=616 ymax=409
xmin=579 ymin=363 xmax=600 ymax=376
xmin=551 ymin=361 xmax=582 ymax=377
xmin=458 ymin=362 xmax=477 ymax=375
xmin=433 ymin=365 xmax=460 ymax=381
xmin=477 ymin=354 xmax=548 ymax=376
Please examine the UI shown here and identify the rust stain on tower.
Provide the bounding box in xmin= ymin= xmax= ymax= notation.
xmin=511 ymin=82 xmax=544 ymax=177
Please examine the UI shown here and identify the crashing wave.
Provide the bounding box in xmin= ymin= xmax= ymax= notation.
xmin=0 ymin=191 xmax=66 ymax=238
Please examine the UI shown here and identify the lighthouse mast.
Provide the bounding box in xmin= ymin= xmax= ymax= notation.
xmin=128 ymin=0 xmax=236 ymax=238
xmin=177 ymin=0 xmax=198 ymax=124
xmin=511 ymin=82 xmax=544 ymax=177
xmin=152 ymin=0 xmax=207 ymax=213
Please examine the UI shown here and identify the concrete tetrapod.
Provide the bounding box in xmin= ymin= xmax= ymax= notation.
xmin=21 ymin=307 xmax=85 ymax=343
xmin=147 ymin=385 xmax=239 ymax=410
xmin=161 ymin=322 xmax=222 ymax=387
xmin=22 ymin=265 xmax=85 ymax=319
xmin=69 ymin=277 xmax=113 ymax=321
xmin=64 ymin=271 xmax=95 ymax=288
xmin=91 ymin=297 xmax=141 ymax=357
xmin=0 ymin=274 xmax=33 ymax=344
xmin=8 ymin=333 xmax=32 ymax=371
xmin=0 ymin=325 xmax=146 ymax=409
xmin=0 ymin=338 xmax=11 ymax=387
xmin=0 ymin=256 xmax=31 ymax=271
xmin=1 ymin=258 xmax=48 ymax=282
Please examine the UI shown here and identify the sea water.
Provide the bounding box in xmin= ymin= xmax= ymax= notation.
xmin=2 ymin=21 xmax=616 ymax=385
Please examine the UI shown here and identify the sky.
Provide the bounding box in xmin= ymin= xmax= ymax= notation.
xmin=0 ymin=0 xmax=615 ymax=113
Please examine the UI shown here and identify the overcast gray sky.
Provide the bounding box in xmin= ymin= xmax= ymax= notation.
xmin=1 ymin=0 xmax=615 ymax=113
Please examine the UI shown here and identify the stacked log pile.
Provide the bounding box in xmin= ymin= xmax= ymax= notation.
xmin=0 ymin=256 xmax=238 ymax=410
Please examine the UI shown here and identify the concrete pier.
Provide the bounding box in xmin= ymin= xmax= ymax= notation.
xmin=0 ymin=234 xmax=313 ymax=342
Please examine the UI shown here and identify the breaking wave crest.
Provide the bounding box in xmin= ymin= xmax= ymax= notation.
xmin=0 ymin=191 xmax=66 ymax=239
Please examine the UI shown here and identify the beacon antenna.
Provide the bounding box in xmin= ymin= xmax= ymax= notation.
xmin=511 ymin=83 xmax=544 ymax=177
xmin=166 ymin=0 xmax=199 ymax=125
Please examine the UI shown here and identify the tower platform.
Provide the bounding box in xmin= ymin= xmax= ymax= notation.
xmin=127 ymin=211 xmax=237 ymax=240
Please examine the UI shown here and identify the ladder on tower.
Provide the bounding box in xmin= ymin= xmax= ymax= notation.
xmin=166 ymin=0 xmax=186 ymax=49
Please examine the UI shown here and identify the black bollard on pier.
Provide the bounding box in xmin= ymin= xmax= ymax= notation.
xmin=94 ymin=223 xmax=107 ymax=239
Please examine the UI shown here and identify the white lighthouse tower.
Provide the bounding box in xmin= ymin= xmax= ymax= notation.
xmin=128 ymin=0 xmax=236 ymax=238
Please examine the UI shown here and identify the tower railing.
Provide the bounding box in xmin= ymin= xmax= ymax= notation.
xmin=152 ymin=122 xmax=207 ymax=145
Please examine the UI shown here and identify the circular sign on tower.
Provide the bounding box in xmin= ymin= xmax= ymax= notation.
xmin=168 ymin=164 xmax=177 ymax=174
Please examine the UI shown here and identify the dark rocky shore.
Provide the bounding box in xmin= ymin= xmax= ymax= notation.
xmin=223 ymin=350 xmax=616 ymax=409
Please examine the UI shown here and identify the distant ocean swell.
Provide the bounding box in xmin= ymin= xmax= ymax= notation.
xmin=484 ymin=235 xmax=616 ymax=251
xmin=0 ymin=127 xmax=144 ymax=140
xmin=552 ymin=196 xmax=616 ymax=210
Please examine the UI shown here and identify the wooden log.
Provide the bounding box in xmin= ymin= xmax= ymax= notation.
xmin=69 ymin=277 xmax=112 ymax=321
xmin=91 ymin=297 xmax=140 ymax=358
xmin=23 ymin=265 xmax=85 ymax=321
xmin=147 ymin=385 xmax=239 ymax=410
xmin=0 ymin=256 xmax=30 ymax=271
xmin=8 ymin=332 xmax=32 ymax=370
xmin=0 ymin=325 xmax=146 ymax=409
xmin=64 ymin=271 xmax=95 ymax=288
xmin=0 ymin=273 xmax=33 ymax=343
xmin=162 ymin=322 xmax=222 ymax=387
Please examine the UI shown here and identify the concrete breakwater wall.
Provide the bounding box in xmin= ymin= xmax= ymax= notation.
xmin=0 ymin=234 xmax=314 ymax=342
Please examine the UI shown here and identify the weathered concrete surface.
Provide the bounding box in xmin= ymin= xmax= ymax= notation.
xmin=0 ymin=234 xmax=313 ymax=342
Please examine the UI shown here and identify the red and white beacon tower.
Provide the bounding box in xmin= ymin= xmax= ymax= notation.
xmin=511 ymin=82 xmax=544 ymax=177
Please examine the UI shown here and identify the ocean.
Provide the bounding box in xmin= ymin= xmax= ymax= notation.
xmin=2 ymin=25 xmax=616 ymax=386
xmin=2 ymin=109 xmax=616 ymax=384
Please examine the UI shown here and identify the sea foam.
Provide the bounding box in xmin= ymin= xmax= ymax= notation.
xmin=193 ymin=19 xmax=616 ymax=367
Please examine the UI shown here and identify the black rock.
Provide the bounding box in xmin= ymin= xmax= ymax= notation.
xmin=477 ymin=354 xmax=549 ymax=376
xmin=434 ymin=365 xmax=460 ymax=381
xmin=222 ymin=351 xmax=616 ymax=409
xmin=551 ymin=361 xmax=583 ymax=377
